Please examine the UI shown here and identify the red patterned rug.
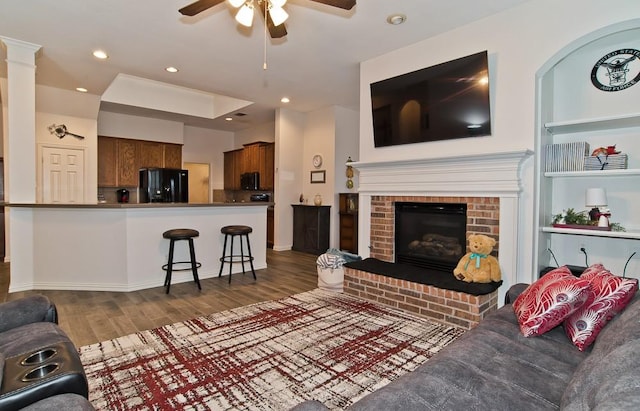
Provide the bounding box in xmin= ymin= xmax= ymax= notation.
xmin=79 ymin=289 xmax=464 ymax=410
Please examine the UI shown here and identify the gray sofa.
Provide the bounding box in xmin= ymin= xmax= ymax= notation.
xmin=0 ymin=295 xmax=95 ymax=411
xmin=293 ymin=283 xmax=640 ymax=410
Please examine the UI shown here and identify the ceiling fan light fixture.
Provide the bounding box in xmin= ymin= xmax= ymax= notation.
xmin=228 ymin=0 xmax=246 ymax=8
xmin=235 ymin=3 xmax=255 ymax=27
xmin=268 ymin=6 xmax=288 ymax=26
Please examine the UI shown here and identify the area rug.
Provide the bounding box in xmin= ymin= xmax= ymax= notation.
xmin=79 ymin=289 xmax=465 ymax=410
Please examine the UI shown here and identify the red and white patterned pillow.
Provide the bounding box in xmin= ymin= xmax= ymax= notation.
xmin=513 ymin=266 xmax=592 ymax=337
xmin=564 ymin=264 xmax=638 ymax=351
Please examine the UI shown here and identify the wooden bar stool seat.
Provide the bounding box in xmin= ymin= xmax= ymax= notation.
xmin=218 ymin=225 xmax=256 ymax=284
xmin=162 ymin=228 xmax=202 ymax=294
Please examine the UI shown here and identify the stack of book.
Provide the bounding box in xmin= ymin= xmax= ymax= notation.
xmin=584 ymin=153 xmax=628 ymax=170
xmin=544 ymin=142 xmax=590 ymax=172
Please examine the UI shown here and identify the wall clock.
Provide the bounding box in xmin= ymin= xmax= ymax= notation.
xmin=591 ymin=48 xmax=640 ymax=92
xmin=312 ymin=154 xmax=323 ymax=168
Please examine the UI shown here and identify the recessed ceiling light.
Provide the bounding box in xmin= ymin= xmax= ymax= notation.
xmin=165 ymin=66 xmax=179 ymax=73
xmin=225 ymin=117 xmax=233 ymax=121
xmin=386 ymin=14 xmax=406 ymax=25
xmin=281 ymin=97 xmax=290 ymax=103
xmin=92 ymin=50 xmax=108 ymax=59
xmin=76 ymin=87 xmax=88 ymax=93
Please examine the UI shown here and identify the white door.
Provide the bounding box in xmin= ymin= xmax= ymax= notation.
xmin=42 ymin=146 xmax=85 ymax=203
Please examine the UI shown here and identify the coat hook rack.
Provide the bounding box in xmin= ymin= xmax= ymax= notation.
xmin=48 ymin=124 xmax=85 ymax=140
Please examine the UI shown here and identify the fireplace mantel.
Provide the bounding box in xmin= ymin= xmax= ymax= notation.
xmin=352 ymin=149 xmax=533 ymax=306
xmin=352 ymin=150 xmax=533 ymax=197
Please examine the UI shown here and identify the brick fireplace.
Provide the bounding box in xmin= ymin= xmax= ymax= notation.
xmin=349 ymin=150 xmax=532 ymax=322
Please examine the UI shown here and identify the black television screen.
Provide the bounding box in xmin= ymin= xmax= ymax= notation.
xmin=370 ymin=51 xmax=491 ymax=147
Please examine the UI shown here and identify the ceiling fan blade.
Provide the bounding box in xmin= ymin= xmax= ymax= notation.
xmin=179 ymin=0 xmax=225 ymax=16
xmin=309 ymin=0 xmax=356 ymax=10
xmin=258 ymin=4 xmax=288 ymax=38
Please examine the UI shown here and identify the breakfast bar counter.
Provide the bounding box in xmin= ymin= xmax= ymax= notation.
xmin=7 ymin=202 xmax=270 ymax=293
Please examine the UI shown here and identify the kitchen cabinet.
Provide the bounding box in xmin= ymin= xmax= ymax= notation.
xmin=117 ymin=139 xmax=139 ymax=187
xmin=243 ymin=142 xmax=261 ymax=173
xmin=98 ymin=136 xmax=183 ymax=187
xmin=223 ymin=142 xmax=274 ymax=190
xmin=223 ymin=149 xmax=243 ymax=190
xmin=163 ymin=144 xmax=182 ymax=169
xmin=292 ymin=205 xmax=330 ymax=255
xmin=97 ymin=137 xmax=118 ymax=187
xmin=339 ymin=193 xmax=358 ymax=253
xmin=267 ymin=207 xmax=274 ymax=248
xmin=138 ymin=141 xmax=164 ymax=169
xmin=259 ymin=143 xmax=275 ymax=190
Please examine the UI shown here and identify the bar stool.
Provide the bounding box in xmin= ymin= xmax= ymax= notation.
xmin=162 ymin=228 xmax=202 ymax=294
xmin=218 ymin=225 xmax=256 ymax=284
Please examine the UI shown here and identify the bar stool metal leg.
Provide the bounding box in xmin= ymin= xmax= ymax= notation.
xmin=188 ymin=238 xmax=202 ymax=290
xmin=244 ymin=233 xmax=257 ymax=280
xmin=164 ymin=239 xmax=175 ymax=294
xmin=218 ymin=233 xmax=229 ymax=278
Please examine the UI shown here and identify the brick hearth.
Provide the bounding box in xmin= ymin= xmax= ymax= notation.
xmin=344 ymin=267 xmax=498 ymax=330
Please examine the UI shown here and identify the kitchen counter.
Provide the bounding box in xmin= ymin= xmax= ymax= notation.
xmin=7 ymin=203 xmax=270 ymax=293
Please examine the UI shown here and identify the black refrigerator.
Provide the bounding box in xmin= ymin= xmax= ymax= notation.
xmin=139 ymin=168 xmax=189 ymax=203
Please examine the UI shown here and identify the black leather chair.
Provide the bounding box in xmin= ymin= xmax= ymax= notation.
xmin=0 ymin=295 xmax=93 ymax=411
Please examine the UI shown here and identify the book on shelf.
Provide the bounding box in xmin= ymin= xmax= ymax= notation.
xmin=545 ymin=141 xmax=590 ymax=172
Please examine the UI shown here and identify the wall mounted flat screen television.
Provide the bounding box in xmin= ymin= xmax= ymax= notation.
xmin=370 ymin=50 xmax=491 ymax=148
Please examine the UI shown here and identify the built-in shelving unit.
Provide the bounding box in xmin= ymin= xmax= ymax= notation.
xmin=543 ymin=112 xmax=640 ymax=134
xmin=541 ymin=227 xmax=640 ymax=240
xmin=533 ymin=27 xmax=640 ymax=277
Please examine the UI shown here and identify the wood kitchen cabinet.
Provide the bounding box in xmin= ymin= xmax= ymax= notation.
xmin=223 ymin=149 xmax=243 ymax=190
xmin=97 ymin=137 xmax=118 ymax=187
xmin=267 ymin=207 xmax=274 ymax=248
xmin=163 ymin=144 xmax=182 ymax=169
xmin=292 ymin=205 xmax=330 ymax=255
xmin=98 ymin=136 xmax=183 ymax=187
xmin=117 ymin=138 xmax=139 ymax=187
xmin=223 ymin=142 xmax=274 ymax=190
xmin=259 ymin=143 xmax=275 ymax=190
xmin=138 ymin=141 xmax=164 ymax=169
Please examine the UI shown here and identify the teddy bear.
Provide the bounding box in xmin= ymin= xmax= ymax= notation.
xmin=453 ymin=234 xmax=502 ymax=283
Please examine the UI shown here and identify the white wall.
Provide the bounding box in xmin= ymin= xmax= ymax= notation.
xmin=97 ymin=111 xmax=184 ymax=144
xmin=234 ymin=121 xmax=275 ymax=148
xmin=183 ymin=125 xmax=234 ymax=190
xmin=359 ymin=0 xmax=640 ymax=283
xmin=273 ymin=108 xmax=306 ymax=251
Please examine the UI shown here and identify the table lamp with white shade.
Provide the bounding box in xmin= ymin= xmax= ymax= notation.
xmin=585 ymin=188 xmax=609 ymax=226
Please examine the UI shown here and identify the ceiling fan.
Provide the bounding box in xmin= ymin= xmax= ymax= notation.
xmin=179 ymin=0 xmax=356 ymax=39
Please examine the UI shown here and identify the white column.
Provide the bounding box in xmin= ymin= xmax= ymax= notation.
xmin=1 ymin=37 xmax=41 ymax=281
xmin=1 ymin=36 xmax=40 ymax=202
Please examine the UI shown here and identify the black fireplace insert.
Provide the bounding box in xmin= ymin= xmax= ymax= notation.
xmin=395 ymin=202 xmax=467 ymax=273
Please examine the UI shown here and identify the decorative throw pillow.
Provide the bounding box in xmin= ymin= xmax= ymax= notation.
xmin=564 ymin=266 xmax=639 ymax=351
xmin=513 ymin=266 xmax=592 ymax=337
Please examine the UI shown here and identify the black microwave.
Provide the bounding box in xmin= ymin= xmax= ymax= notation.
xmin=241 ymin=172 xmax=260 ymax=190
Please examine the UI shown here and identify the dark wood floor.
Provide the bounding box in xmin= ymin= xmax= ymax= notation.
xmin=0 ymin=249 xmax=318 ymax=347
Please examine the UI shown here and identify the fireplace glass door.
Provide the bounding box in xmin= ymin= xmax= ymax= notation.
xmin=395 ymin=202 xmax=467 ymax=272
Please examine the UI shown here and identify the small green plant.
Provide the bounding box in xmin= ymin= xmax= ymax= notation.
xmin=552 ymin=208 xmax=626 ymax=231
xmin=552 ymin=208 xmax=590 ymax=225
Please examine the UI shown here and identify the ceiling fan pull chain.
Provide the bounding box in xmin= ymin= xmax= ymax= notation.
xmin=263 ymin=0 xmax=268 ymax=70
